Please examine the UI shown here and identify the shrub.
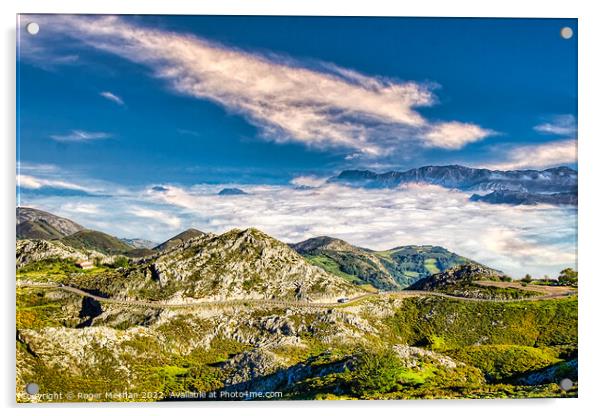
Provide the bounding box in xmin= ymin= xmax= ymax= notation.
xmin=350 ymin=348 xmax=411 ymax=396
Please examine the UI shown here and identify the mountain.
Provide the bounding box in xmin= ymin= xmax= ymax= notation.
xmin=153 ymin=228 xmax=206 ymax=251
xmin=408 ymin=264 xmax=505 ymax=291
xmin=328 ymin=165 xmax=577 ymax=206
xmin=17 ymin=207 xmax=84 ymax=239
xmin=218 ymin=188 xmax=248 ymax=196
xmin=120 ymin=238 xmax=157 ymax=249
xmin=291 ymin=236 xmax=480 ymax=289
xmin=291 ymin=236 xmax=399 ymax=289
xmin=61 ymin=230 xmax=133 ymax=255
xmin=105 ymin=228 xmax=364 ymax=302
xmin=470 ymin=190 xmax=577 ymax=206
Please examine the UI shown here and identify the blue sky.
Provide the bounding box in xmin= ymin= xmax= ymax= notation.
xmin=16 ymin=15 xmax=577 ymax=277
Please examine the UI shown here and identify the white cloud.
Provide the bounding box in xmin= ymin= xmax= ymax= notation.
xmin=50 ymin=130 xmax=111 ymax=143
xmin=423 ymin=121 xmax=496 ymax=149
xmin=290 ymin=176 xmax=328 ymax=187
xmin=534 ymin=114 xmax=577 ymax=136
xmin=485 ymin=139 xmax=577 ymax=170
xmin=17 ymin=174 xmax=86 ymax=191
xmin=61 ymin=202 xmax=101 ymax=215
xmin=100 ymin=91 xmax=124 ymax=106
xmin=130 ymin=207 xmax=182 ymax=229
xmin=31 ymin=15 xmax=495 ymax=155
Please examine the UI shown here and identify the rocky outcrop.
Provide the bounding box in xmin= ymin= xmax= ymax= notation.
xmin=130 ymin=228 xmax=363 ymax=302
xmin=16 ymin=239 xmax=107 ymax=268
xmin=408 ymin=264 xmax=504 ymax=291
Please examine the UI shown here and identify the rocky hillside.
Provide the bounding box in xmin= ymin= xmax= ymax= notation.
xmin=16 ymin=239 xmax=108 ymax=268
xmin=17 ymin=207 xmax=84 ymax=239
xmin=291 ymin=236 xmax=478 ymax=289
xmin=57 ymin=228 xmax=365 ymax=303
xmin=16 ymin=286 xmax=577 ymax=402
xmin=406 ymin=264 xmax=540 ymax=300
xmin=408 ymin=264 xmax=505 ymax=290
xmin=120 ymin=238 xmax=157 ymax=249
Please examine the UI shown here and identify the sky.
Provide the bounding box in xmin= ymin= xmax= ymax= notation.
xmin=16 ymin=15 xmax=577 ymax=277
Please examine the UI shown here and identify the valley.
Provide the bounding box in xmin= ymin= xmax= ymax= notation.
xmin=15 ymin=207 xmax=578 ymax=402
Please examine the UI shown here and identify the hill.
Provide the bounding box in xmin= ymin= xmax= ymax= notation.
xmin=17 ymin=207 xmax=84 ymax=239
xmin=61 ymin=230 xmax=133 ymax=255
xmin=407 ymin=264 xmax=538 ymax=300
xmin=291 ymin=236 xmax=479 ymax=289
xmin=64 ymin=228 xmax=364 ymax=302
xmin=153 ymin=228 xmax=206 ymax=251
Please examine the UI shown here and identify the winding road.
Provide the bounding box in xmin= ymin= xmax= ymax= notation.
xmin=16 ymin=281 xmax=577 ymax=310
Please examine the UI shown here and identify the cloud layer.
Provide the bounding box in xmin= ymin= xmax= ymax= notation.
xmin=28 ymin=15 xmax=495 ymax=156
xmin=19 ymin=173 xmax=576 ymax=278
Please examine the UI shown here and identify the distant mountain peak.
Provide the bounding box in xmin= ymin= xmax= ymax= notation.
xmin=218 ymin=188 xmax=248 ymax=196
xmin=154 ymin=228 xmax=207 ymax=251
xmin=290 ymin=236 xmax=356 ymax=254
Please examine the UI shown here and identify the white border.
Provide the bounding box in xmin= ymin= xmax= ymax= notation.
xmin=2 ymin=1 xmax=601 ymax=416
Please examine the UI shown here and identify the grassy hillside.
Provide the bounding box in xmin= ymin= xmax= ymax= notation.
xmin=154 ymin=228 xmax=205 ymax=251
xmin=61 ymin=230 xmax=133 ymax=255
xmin=17 ymin=220 xmax=65 ymax=240
xmin=293 ymin=236 xmax=482 ymax=290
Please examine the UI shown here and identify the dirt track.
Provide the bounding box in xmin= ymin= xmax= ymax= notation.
xmin=16 ymin=281 xmax=577 ymax=310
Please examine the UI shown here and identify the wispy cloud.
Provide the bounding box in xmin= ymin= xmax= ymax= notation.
xmin=534 ymin=114 xmax=577 ymax=136
xmin=99 ymin=91 xmax=125 ymax=106
xmin=423 ymin=121 xmax=496 ymax=149
xmin=290 ymin=176 xmax=328 ymax=187
xmin=485 ymin=139 xmax=577 ymax=170
xmin=17 ymin=174 xmax=86 ymax=191
xmin=50 ymin=130 xmax=111 ymax=143
xmin=30 ymin=15 xmax=495 ymax=156
xmin=130 ymin=207 xmax=182 ymax=229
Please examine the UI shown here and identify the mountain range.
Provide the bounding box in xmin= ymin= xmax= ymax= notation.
xmin=16 ymin=207 xmax=492 ymax=289
xmin=328 ymin=165 xmax=577 ymax=206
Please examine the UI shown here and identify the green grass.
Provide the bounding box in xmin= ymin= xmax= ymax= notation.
xmin=305 ymin=255 xmax=365 ymax=284
xmin=423 ymin=258 xmax=440 ymax=274
xmin=16 ymin=287 xmax=80 ymax=329
xmin=446 ymin=345 xmax=561 ymax=382
xmin=61 ymin=230 xmax=132 ymax=255
xmin=384 ymin=296 xmax=577 ymax=349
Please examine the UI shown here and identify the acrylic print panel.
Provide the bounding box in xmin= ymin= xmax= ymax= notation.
xmin=16 ymin=14 xmax=578 ymax=402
